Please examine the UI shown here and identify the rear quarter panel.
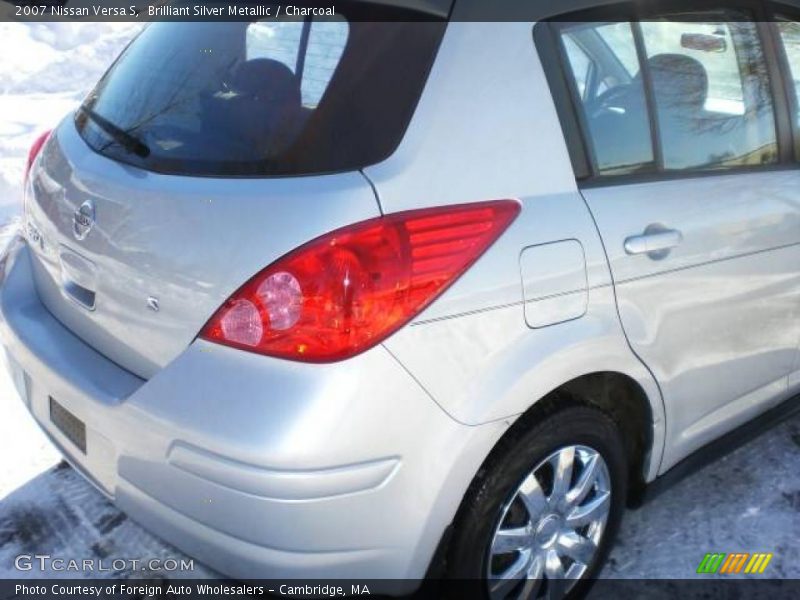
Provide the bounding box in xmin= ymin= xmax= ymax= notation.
xmin=366 ymin=22 xmax=665 ymax=480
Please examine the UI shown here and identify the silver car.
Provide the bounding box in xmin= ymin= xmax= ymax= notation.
xmin=4 ymin=0 xmax=800 ymax=596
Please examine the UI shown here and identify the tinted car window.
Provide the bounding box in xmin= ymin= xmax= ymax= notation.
xmin=594 ymin=23 xmax=639 ymax=77
xmin=75 ymin=17 xmax=446 ymax=177
xmin=641 ymin=16 xmax=777 ymax=170
xmin=563 ymin=36 xmax=592 ymax=99
xmin=559 ymin=23 xmax=655 ymax=175
xmin=556 ymin=12 xmax=777 ymax=178
xmin=246 ymin=19 xmax=348 ymax=107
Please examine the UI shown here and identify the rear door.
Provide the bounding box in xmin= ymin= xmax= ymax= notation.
xmin=549 ymin=8 xmax=800 ymax=470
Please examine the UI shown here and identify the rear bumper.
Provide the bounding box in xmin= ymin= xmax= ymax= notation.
xmin=0 ymin=237 xmax=506 ymax=586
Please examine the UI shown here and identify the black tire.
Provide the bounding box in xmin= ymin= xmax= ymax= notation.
xmin=445 ymin=404 xmax=628 ymax=599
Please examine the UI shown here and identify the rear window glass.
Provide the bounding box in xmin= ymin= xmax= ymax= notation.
xmin=75 ymin=16 xmax=446 ymax=177
xmin=245 ymin=20 xmax=348 ymax=107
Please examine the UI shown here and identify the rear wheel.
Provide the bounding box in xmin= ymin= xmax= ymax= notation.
xmin=446 ymin=405 xmax=628 ymax=599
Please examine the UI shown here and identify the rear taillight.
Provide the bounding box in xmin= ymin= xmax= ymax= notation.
xmin=200 ymin=199 xmax=521 ymax=362
xmin=25 ymin=130 xmax=51 ymax=182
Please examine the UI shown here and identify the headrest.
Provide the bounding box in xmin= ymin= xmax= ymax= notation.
xmin=646 ymin=53 xmax=709 ymax=113
xmin=232 ymin=58 xmax=301 ymax=107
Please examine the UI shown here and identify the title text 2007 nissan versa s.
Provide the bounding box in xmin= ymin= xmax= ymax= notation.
xmin=4 ymin=0 xmax=800 ymax=596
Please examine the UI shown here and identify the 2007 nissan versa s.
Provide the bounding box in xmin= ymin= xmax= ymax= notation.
xmin=5 ymin=0 xmax=800 ymax=595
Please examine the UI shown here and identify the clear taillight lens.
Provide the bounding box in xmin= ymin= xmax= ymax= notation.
xmin=200 ymin=200 xmax=521 ymax=362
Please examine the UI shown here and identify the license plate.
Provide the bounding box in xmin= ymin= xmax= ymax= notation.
xmin=49 ymin=397 xmax=86 ymax=454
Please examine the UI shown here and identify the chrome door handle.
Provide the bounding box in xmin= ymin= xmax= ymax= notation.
xmin=624 ymin=229 xmax=683 ymax=256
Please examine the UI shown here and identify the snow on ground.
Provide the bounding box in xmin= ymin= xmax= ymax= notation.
xmin=0 ymin=22 xmax=141 ymax=211
xmin=0 ymin=23 xmax=142 ymax=494
xmin=0 ymin=21 xmax=798 ymax=586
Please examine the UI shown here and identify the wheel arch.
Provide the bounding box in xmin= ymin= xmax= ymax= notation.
xmin=552 ymin=372 xmax=655 ymax=505
xmin=428 ymin=373 xmax=656 ymax=581
xmin=483 ymin=369 xmax=660 ymax=507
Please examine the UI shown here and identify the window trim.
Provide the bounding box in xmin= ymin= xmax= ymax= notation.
xmin=534 ymin=22 xmax=593 ymax=179
xmin=768 ymin=2 xmax=800 ymax=160
xmin=631 ymin=21 xmax=665 ymax=170
xmin=534 ymin=0 xmax=795 ymax=186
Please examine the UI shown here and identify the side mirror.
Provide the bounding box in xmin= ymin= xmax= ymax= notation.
xmin=681 ymin=33 xmax=727 ymax=53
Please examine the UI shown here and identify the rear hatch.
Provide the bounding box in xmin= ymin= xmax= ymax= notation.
xmin=24 ymin=11 xmax=448 ymax=379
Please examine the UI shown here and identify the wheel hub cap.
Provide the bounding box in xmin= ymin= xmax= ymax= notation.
xmin=485 ymin=445 xmax=612 ymax=600
xmin=534 ymin=515 xmax=560 ymax=548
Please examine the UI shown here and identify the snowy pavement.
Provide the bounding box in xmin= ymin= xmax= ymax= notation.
xmin=0 ymin=22 xmax=799 ymax=585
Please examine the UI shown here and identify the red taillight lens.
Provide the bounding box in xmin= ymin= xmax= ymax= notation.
xmin=25 ymin=130 xmax=51 ymax=182
xmin=200 ymin=200 xmax=521 ymax=362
